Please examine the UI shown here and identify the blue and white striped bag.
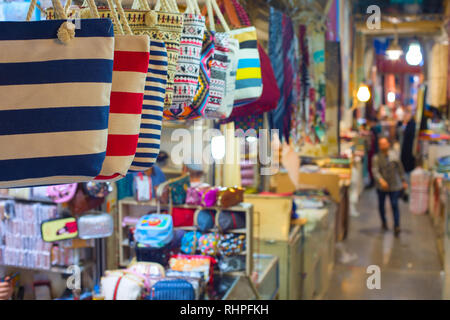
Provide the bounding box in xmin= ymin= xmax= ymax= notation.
xmin=0 ymin=3 xmax=115 ymax=188
xmin=129 ymin=39 xmax=168 ymax=172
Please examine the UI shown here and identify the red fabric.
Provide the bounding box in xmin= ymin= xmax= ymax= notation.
xmin=106 ymin=135 xmax=139 ymax=156
xmin=95 ymin=173 xmax=121 ymax=181
xmin=95 ymin=48 xmax=148 ymax=181
xmin=172 ymin=208 xmax=196 ymax=227
xmin=113 ymin=51 xmax=151 ymax=73
xmin=227 ymin=44 xmax=280 ymax=118
xmin=113 ymin=276 xmax=123 ymax=300
xmin=110 ymin=92 xmax=145 ymax=114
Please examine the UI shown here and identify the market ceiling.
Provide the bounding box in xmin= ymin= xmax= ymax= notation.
xmin=354 ymin=0 xmax=448 ymax=35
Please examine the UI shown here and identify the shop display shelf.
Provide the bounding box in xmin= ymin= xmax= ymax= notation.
xmin=118 ymin=199 xmax=254 ymax=276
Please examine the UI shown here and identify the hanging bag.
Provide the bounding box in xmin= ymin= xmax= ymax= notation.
xmin=0 ymin=0 xmax=114 ymax=188
xmin=168 ymin=0 xmax=206 ymax=116
xmin=224 ymin=0 xmax=279 ymax=118
xmin=151 ymin=0 xmax=184 ymax=109
xmin=129 ymin=39 xmax=168 ymax=172
xmin=163 ymin=24 xmax=215 ymax=120
xmin=220 ymin=0 xmax=262 ymax=107
xmin=88 ymin=0 xmax=150 ymax=181
xmin=202 ymin=0 xmax=238 ymax=119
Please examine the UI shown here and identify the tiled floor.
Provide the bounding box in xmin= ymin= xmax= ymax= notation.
xmin=326 ymin=188 xmax=443 ymax=300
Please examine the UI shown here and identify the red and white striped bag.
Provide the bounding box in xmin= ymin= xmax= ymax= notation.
xmin=94 ymin=2 xmax=150 ymax=181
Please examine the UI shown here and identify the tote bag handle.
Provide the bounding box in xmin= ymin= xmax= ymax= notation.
xmin=206 ymin=0 xmax=230 ymax=32
xmin=188 ymin=0 xmax=201 ymax=15
xmin=26 ymin=0 xmax=68 ymax=20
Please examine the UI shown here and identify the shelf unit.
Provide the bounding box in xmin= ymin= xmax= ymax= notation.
xmin=117 ymin=198 xmax=253 ymax=276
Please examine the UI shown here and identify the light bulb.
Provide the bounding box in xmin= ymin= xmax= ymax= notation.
xmin=211 ymin=135 xmax=225 ymax=160
xmin=406 ymin=42 xmax=423 ymax=66
xmin=387 ymin=92 xmax=396 ymax=103
xmin=357 ymin=85 xmax=371 ymax=102
xmin=386 ymin=49 xmax=403 ymax=60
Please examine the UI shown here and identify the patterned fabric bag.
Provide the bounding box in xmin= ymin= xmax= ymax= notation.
xmin=203 ymin=0 xmax=236 ymax=119
xmin=163 ymin=29 xmax=214 ymax=120
xmin=130 ymin=0 xmax=184 ymax=110
xmin=167 ymin=0 xmax=205 ymax=118
xmin=0 ymin=0 xmax=114 ymax=188
xmin=129 ymin=40 xmax=168 ymax=172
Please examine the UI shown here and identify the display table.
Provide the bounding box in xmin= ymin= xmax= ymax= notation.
xmin=272 ymin=171 xmax=350 ymax=241
xmin=255 ymin=225 xmax=304 ymax=300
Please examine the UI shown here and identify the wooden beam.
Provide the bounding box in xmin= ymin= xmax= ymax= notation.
xmin=356 ymin=20 xmax=444 ymax=35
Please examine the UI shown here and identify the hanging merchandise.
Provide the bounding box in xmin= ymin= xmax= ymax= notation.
xmin=222 ymin=1 xmax=262 ymax=107
xmin=164 ymin=29 xmax=215 ymax=120
xmin=169 ymin=0 xmax=206 ymax=117
xmin=269 ymin=7 xmax=285 ymax=136
xmin=202 ymin=0 xmax=237 ymax=119
xmin=298 ymin=24 xmax=311 ymax=138
xmin=0 ymin=0 xmax=114 ymax=188
xmin=281 ymin=13 xmax=296 ymax=142
xmin=310 ymin=30 xmax=327 ymax=142
xmin=216 ymin=0 xmax=262 ymax=107
xmin=223 ymin=0 xmax=280 ymax=125
xmin=83 ymin=1 xmax=150 ymax=181
xmin=154 ymin=0 xmax=184 ymax=109
xmin=427 ymin=42 xmax=449 ymax=107
xmin=129 ymin=40 xmax=168 ymax=172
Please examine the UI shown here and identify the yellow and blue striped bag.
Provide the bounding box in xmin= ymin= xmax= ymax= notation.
xmin=230 ymin=26 xmax=263 ymax=107
xmin=0 ymin=0 xmax=115 ymax=188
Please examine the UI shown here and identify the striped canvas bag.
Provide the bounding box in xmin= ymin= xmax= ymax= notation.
xmin=221 ymin=0 xmax=262 ymax=107
xmin=77 ymin=0 xmax=183 ymax=111
xmin=129 ymin=40 xmax=168 ymax=172
xmin=90 ymin=1 xmax=150 ymax=181
xmin=0 ymin=0 xmax=114 ymax=188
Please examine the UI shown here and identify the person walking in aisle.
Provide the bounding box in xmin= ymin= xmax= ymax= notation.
xmin=372 ymin=137 xmax=409 ymax=237
xmin=400 ymin=107 xmax=417 ymax=175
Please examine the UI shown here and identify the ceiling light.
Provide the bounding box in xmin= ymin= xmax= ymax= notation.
xmin=387 ymin=92 xmax=396 ymax=103
xmin=357 ymin=84 xmax=371 ymax=102
xmin=386 ymin=33 xmax=403 ymax=60
xmin=406 ymin=42 xmax=423 ymax=66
